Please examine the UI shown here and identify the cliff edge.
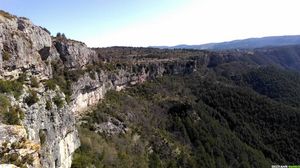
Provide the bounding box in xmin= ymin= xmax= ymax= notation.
xmin=0 ymin=11 xmax=201 ymax=168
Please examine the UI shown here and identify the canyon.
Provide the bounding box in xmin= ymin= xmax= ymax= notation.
xmin=1 ymin=10 xmax=300 ymax=168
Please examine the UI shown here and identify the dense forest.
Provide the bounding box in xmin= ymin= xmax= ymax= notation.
xmin=72 ymin=65 xmax=300 ymax=168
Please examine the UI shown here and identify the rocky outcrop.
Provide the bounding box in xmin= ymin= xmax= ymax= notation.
xmin=20 ymin=86 xmax=80 ymax=168
xmin=0 ymin=124 xmax=41 ymax=168
xmin=93 ymin=117 xmax=127 ymax=136
xmin=69 ymin=60 xmax=199 ymax=117
xmin=0 ymin=11 xmax=80 ymax=168
xmin=0 ymin=11 xmax=203 ymax=168
xmin=53 ymin=38 xmax=97 ymax=69
xmin=0 ymin=11 xmax=52 ymax=80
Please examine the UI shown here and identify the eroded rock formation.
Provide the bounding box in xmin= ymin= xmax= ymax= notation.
xmin=0 ymin=11 xmax=203 ymax=168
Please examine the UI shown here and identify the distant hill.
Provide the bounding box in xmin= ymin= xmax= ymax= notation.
xmin=155 ymin=35 xmax=300 ymax=50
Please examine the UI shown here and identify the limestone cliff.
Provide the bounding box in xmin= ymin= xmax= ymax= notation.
xmin=0 ymin=11 xmax=79 ymax=168
xmin=0 ymin=11 xmax=204 ymax=167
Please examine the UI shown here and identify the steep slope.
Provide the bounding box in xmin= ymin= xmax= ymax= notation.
xmin=0 ymin=10 xmax=80 ymax=168
xmin=0 ymin=11 xmax=206 ymax=167
xmin=72 ymin=71 xmax=300 ymax=167
xmin=240 ymin=67 xmax=300 ymax=107
xmin=1 ymin=10 xmax=300 ymax=168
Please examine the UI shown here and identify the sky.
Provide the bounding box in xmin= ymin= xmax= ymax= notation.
xmin=1 ymin=0 xmax=300 ymax=47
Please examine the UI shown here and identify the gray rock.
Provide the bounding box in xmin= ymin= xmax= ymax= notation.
xmin=53 ymin=39 xmax=97 ymax=68
xmin=0 ymin=11 xmax=201 ymax=168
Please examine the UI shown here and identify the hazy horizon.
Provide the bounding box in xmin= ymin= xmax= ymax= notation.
xmin=2 ymin=0 xmax=300 ymax=47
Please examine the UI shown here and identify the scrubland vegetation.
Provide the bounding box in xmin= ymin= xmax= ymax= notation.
xmin=72 ymin=65 xmax=300 ymax=168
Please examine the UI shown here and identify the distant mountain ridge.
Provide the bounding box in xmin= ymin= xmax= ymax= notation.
xmin=155 ymin=35 xmax=300 ymax=50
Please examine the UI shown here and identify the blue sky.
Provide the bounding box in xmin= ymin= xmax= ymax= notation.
xmin=2 ymin=0 xmax=300 ymax=47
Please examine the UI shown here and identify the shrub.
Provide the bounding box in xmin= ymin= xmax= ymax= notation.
xmin=45 ymin=80 xmax=56 ymax=90
xmin=0 ymin=94 xmax=10 ymax=111
xmin=40 ymin=26 xmax=51 ymax=35
xmin=8 ymin=153 xmax=19 ymax=162
xmin=12 ymin=81 xmax=23 ymax=98
xmin=56 ymin=32 xmax=67 ymax=39
xmin=105 ymin=90 xmax=121 ymax=105
xmin=3 ymin=107 xmax=24 ymax=125
xmin=105 ymin=63 xmax=117 ymax=71
xmin=2 ymin=50 xmax=11 ymax=61
xmin=53 ymin=95 xmax=64 ymax=109
xmin=0 ymin=79 xmax=23 ymax=98
xmin=24 ymin=90 xmax=39 ymax=106
xmin=0 ymin=80 xmax=11 ymax=93
xmin=50 ymin=60 xmax=76 ymax=103
xmin=30 ymin=77 xmax=39 ymax=88
xmin=45 ymin=101 xmax=52 ymax=110
xmin=64 ymin=69 xmax=85 ymax=82
xmin=0 ymin=95 xmax=24 ymax=125
xmin=0 ymin=94 xmax=10 ymax=122
xmin=11 ymin=141 xmax=22 ymax=149
xmin=149 ymin=153 xmax=162 ymax=168
xmin=22 ymin=154 xmax=34 ymax=165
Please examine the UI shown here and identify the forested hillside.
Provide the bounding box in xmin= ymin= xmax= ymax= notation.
xmin=161 ymin=35 xmax=300 ymax=50
xmin=72 ymin=66 xmax=300 ymax=168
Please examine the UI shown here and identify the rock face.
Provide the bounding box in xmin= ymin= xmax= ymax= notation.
xmin=69 ymin=61 xmax=198 ymax=117
xmin=53 ymin=38 xmax=96 ymax=68
xmin=0 ymin=11 xmax=52 ymax=80
xmin=0 ymin=11 xmax=79 ymax=168
xmin=0 ymin=11 xmax=202 ymax=168
xmin=0 ymin=124 xmax=41 ymax=168
xmin=20 ymin=86 xmax=80 ymax=168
